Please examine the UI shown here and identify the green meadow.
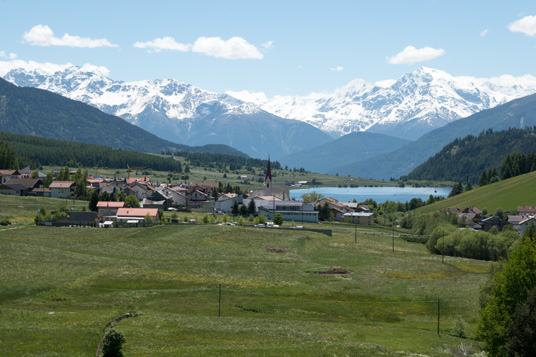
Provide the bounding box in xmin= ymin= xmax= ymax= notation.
xmin=0 ymin=217 xmax=490 ymax=355
xmin=417 ymin=170 xmax=536 ymax=214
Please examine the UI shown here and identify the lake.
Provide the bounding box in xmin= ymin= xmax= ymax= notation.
xmin=289 ymin=186 xmax=452 ymax=204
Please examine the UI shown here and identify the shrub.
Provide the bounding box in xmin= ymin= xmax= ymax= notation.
xmin=0 ymin=217 xmax=11 ymax=226
xmin=102 ymin=328 xmax=125 ymax=357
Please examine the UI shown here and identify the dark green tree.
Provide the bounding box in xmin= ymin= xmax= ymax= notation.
xmin=231 ymin=200 xmax=239 ymax=216
xmin=505 ymin=285 xmax=536 ymax=356
xmin=273 ymin=213 xmax=284 ymax=225
xmin=247 ymin=199 xmax=256 ymax=216
xmin=43 ymin=172 xmax=53 ymax=188
xmin=89 ymin=190 xmax=99 ymax=212
xmin=477 ymin=232 xmax=536 ymax=356
xmin=239 ymin=204 xmax=248 ymax=217
xmin=101 ymin=328 xmax=126 ymax=357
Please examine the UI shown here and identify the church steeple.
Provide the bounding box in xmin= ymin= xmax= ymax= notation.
xmin=265 ymin=156 xmax=273 ymax=196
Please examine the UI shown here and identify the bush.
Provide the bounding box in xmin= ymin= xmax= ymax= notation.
xmin=0 ymin=217 xmax=11 ymax=226
xmin=273 ymin=213 xmax=284 ymax=225
xmin=102 ymin=328 xmax=125 ymax=357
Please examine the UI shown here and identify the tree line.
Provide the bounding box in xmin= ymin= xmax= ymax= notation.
xmin=0 ymin=132 xmax=182 ymax=172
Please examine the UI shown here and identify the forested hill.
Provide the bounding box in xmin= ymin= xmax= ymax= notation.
xmin=0 ymin=78 xmax=246 ymax=157
xmin=404 ymin=127 xmax=536 ymax=183
xmin=0 ymin=131 xmax=182 ymax=172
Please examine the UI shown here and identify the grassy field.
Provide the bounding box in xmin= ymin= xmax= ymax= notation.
xmin=417 ymin=170 xmax=536 ymax=215
xmin=0 ymin=201 xmax=491 ymax=355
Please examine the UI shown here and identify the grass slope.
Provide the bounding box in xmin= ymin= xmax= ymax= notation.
xmin=0 ymin=197 xmax=490 ymax=355
xmin=417 ymin=171 xmax=536 ymax=214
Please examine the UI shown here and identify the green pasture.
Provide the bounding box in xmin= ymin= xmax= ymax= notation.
xmin=0 ymin=220 xmax=490 ymax=355
xmin=417 ymin=170 xmax=536 ymax=215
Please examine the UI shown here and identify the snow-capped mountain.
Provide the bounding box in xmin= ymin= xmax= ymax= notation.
xmin=247 ymin=67 xmax=536 ymax=140
xmin=4 ymin=65 xmax=536 ymax=145
xmin=2 ymin=65 xmax=332 ymax=159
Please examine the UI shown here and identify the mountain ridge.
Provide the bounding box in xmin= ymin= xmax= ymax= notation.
xmin=0 ymin=77 xmax=248 ymax=157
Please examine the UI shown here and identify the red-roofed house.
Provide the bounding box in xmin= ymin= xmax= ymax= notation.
xmin=116 ymin=208 xmax=159 ymax=224
xmin=97 ymin=201 xmax=125 ymax=218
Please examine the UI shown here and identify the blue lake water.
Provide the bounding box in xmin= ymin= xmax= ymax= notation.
xmin=290 ymin=186 xmax=452 ymax=204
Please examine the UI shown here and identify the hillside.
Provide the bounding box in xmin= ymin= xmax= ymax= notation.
xmin=0 ymin=78 xmax=246 ymax=157
xmin=405 ymin=127 xmax=536 ymax=183
xmin=417 ymin=170 xmax=536 ymax=214
xmin=280 ymin=132 xmax=410 ymax=174
xmin=335 ymin=93 xmax=536 ymax=179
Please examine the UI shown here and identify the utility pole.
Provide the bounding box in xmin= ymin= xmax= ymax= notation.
xmin=442 ymin=231 xmax=445 ymax=264
xmin=355 ymin=217 xmax=357 ymax=243
xmin=392 ymin=222 xmax=395 ymax=252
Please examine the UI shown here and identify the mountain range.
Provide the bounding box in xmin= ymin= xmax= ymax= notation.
xmin=4 ymin=65 xmax=536 ymax=148
xmin=3 ymin=64 xmax=536 ymax=179
xmin=0 ymin=77 xmax=246 ymax=157
xmin=335 ymin=93 xmax=536 ymax=180
xmin=2 ymin=65 xmax=332 ymax=159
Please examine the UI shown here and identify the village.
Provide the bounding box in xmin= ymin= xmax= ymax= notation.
xmin=1 ymin=161 xmax=534 ymax=235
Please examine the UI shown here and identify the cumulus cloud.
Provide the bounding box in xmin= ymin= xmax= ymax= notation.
xmin=480 ymin=29 xmax=489 ymax=37
xmin=0 ymin=51 xmax=17 ymax=59
xmin=387 ymin=45 xmax=445 ymax=65
xmin=508 ymin=15 xmax=536 ymax=36
xmin=192 ymin=36 xmax=263 ymax=59
xmin=22 ymin=25 xmax=118 ymax=48
xmin=330 ymin=66 xmax=344 ymax=72
xmin=133 ymin=36 xmax=191 ymax=52
xmin=133 ymin=35 xmax=264 ymax=60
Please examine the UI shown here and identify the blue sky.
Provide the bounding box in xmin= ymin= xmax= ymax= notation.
xmin=1 ymin=1 xmax=536 ymax=96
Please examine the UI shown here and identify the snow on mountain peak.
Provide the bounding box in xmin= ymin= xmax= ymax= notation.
xmin=3 ymin=62 xmax=536 ymax=141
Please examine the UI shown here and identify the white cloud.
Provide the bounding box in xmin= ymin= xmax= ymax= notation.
xmin=387 ymin=45 xmax=445 ymax=65
xmin=330 ymin=66 xmax=344 ymax=72
xmin=192 ymin=36 xmax=263 ymax=59
xmin=508 ymin=15 xmax=536 ymax=36
xmin=262 ymin=41 xmax=273 ymax=50
xmin=133 ymin=36 xmax=191 ymax=52
xmin=22 ymin=25 xmax=118 ymax=48
xmin=0 ymin=51 xmax=17 ymax=59
xmin=480 ymin=29 xmax=489 ymax=37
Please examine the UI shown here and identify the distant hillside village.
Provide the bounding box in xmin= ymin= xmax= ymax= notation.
xmin=1 ymin=161 xmax=534 ymax=235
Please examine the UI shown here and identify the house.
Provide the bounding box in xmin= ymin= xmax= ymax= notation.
xmin=509 ymin=215 xmax=536 ymax=235
xmin=68 ymin=211 xmax=98 ymax=226
xmin=518 ymin=206 xmax=536 ymax=216
xmin=161 ymin=187 xmax=188 ymax=208
xmin=126 ymin=177 xmax=151 ymax=185
xmin=480 ymin=216 xmax=510 ymax=232
xmin=0 ymin=170 xmax=21 ymax=184
xmin=20 ymin=166 xmax=47 ymax=179
xmin=316 ymin=197 xmax=355 ymax=221
xmin=343 ymin=212 xmax=375 ymax=225
xmin=49 ymin=181 xmax=76 ymax=198
xmin=116 ymin=208 xmax=159 ymax=224
xmin=255 ymin=198 xmax=318 ymax=223
xmin=215 ymin=193 xmax=242 ymax=213
xmin=97 ymin=201 xmax=125 ymax=219
xmin=124 ymin=182 xmax=154 ymax=201
xmin=4 ymin=178 xmax=43 ymax=193
xmin=32 ymin=187 xmax=51 ymax=197
xmin=0 ymin=183 xmax=28 ymax=196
